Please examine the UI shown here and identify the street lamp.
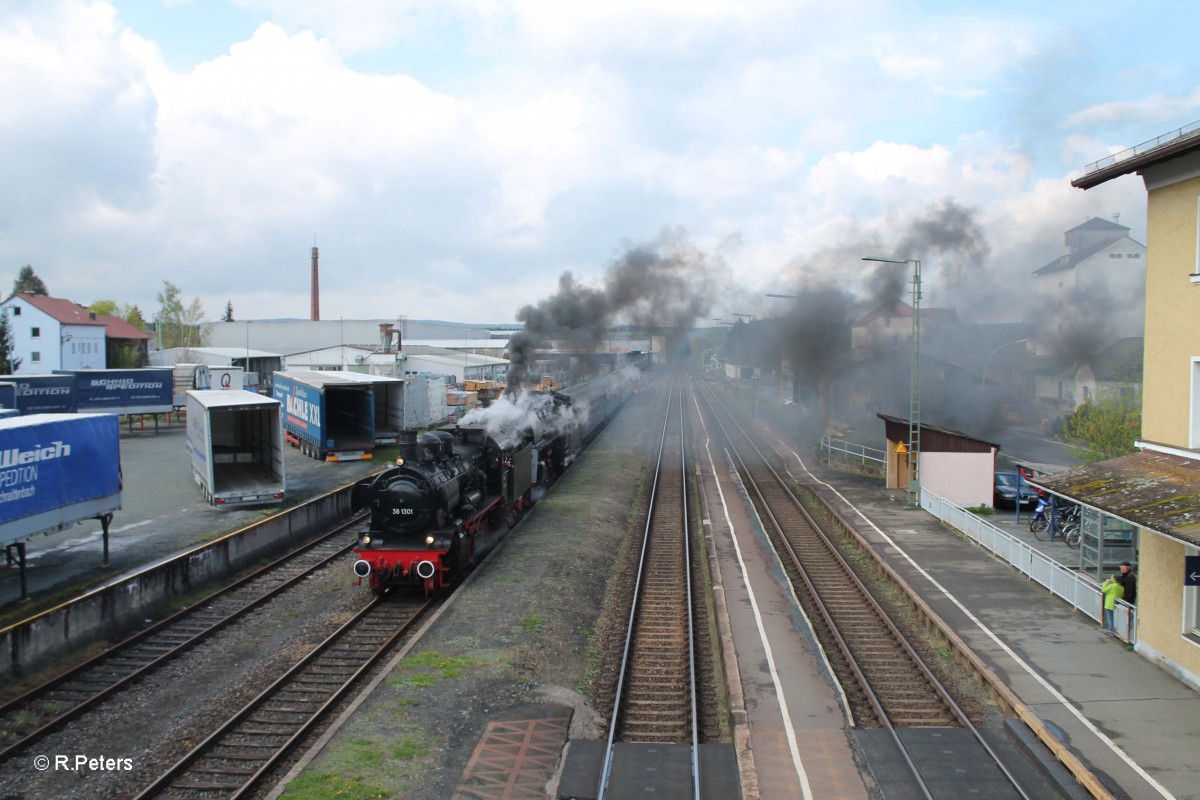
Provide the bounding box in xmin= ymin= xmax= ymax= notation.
xmin=863 ymin=255 xmax=922 ymax=507
xmin=981 ymin=338 xmax=1034 ymax=386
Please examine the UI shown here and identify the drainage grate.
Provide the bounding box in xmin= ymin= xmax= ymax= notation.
xmin=452 ymin=716 xmax=571 ymax=800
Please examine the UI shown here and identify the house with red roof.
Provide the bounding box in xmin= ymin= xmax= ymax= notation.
xmin=0 ymin=293 xmax=152 ymax=373
xmin=850 ymin=300 xmax=958 ymax=350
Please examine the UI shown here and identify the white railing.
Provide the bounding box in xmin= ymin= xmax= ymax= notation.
xmin=821 ymin=436 xmax=886 ymax=473
xmin=922 ymin=488 xmax=1136 ymax=642
xmin=1082 ymin=119 xmax=1200 ymax=175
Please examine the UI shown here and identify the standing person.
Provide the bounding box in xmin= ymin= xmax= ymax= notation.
xmin=1102 ymin=575 xmax=1125 ymax=636
xmin=1118 ymin=561 xmax=1137 ymax=605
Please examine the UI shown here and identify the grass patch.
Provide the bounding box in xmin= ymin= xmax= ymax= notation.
xmin=965 ymin=504 xmax=994 ymax=516
xmin=518 ymin=613 xmax=545 ymax=636
xmin=389 ymin=651 xmax=483 ymax=690
xmin=393 ymin=736 xmax=429 ymax=761
xmin=282 ymin=772 xmax=390 ymax=800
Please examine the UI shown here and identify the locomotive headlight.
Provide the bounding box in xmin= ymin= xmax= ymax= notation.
xmin=362 ymin=535 xmax=372 ymax=545
xmin=425 ymin=534 xmax=436 ymax=545
xmin=395 ymin=457 xmax=405 ymax=467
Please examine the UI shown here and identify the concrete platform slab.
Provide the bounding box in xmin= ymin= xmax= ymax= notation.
xmin=558 ymin=741 xmax=739 ymax=800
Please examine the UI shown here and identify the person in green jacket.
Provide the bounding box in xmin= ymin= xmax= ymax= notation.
xmin=1102 ymin=575 xmax=1125 ymax=636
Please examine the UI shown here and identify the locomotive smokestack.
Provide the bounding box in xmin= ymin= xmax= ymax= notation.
xmin=310 ymin=246 xmax=320 ymax=321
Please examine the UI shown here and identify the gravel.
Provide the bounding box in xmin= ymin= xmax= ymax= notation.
xmin=270 ymin=386 xmax=667 ymax=800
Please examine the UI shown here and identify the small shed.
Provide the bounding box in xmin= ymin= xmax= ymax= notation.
xmin=877 ymin=414 xmax=999 ymax=507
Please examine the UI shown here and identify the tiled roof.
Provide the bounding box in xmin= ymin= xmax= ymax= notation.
xmin=8 ymin=293 xmax=151 ymax=339
xmin=12 ymin=293 xmax=105 ymax=326
xmin=95 ymin=313 xmax=152 ymax=340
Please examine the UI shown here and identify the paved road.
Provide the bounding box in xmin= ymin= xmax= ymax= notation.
xmin=0 ymin=417 xmax=383 ymax=613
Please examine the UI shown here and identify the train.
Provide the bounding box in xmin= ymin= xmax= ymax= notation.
xmin=350 ymin=369 xmax=639 ymax=594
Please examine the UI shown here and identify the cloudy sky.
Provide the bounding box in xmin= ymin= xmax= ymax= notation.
xmin=1 ymin=0 xmax=1195 ymax=326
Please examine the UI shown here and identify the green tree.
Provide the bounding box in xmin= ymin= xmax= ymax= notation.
xmin=155 ymin=280 xmax=207 ymax=349
xmin=13 ymin=265 xmax=48 ymax=296
xmin=109 ymin=342 xmax=143 ymax=369
xmin=0 ymin=312 xmax=20 ymax=374
xmin=1063 ymin=397 xmax=1141 ymax=463
xmin=88 ymin=299 xmax=120 ymax=318
xmin=124 ymin=304 xmax=148 ymax=330
xmin=221 ymin=300 xmax=234 ymax=322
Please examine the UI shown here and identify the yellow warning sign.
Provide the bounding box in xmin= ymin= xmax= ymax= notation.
xmin=895 ymin=442 xmax=908 ymax=454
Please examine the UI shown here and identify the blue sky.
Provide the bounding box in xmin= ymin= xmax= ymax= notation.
xmin=1 ymin=0 xmax=1196 ymax=325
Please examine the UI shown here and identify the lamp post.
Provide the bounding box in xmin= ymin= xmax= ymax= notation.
xmin=863 ymin=255 xmax=922 ymax=507
xmin=981 ymin=338 xmax=1034 ymax=386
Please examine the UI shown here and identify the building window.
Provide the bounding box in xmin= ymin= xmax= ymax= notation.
xmin=1196 ymin=195 xmax=1200 ymax=275
xmin=30 ymin=327 xmax=39 ymax=338
xmin=12 ymin=306 xmax=19 ymax=316
xmin=31 ymin=352 xmax=40 ymax=363
xmin=1129 ymin=252 xmax=1141 ymax=259
xmin=1191 ymin=358 xmax=1200 ymax=448
xmin=1109 ymin=252 xmax=1123 ymax=258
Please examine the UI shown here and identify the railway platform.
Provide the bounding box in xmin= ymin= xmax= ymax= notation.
xmin=783 ymin=446 xmax=1196 ymax=800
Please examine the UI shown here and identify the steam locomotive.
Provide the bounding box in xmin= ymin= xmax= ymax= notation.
xmin=350 ymin=372 xmax=636 ymax=595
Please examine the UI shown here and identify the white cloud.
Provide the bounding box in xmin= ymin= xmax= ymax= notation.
xmin=0 ymin=0 xmax=1188 ymax=327
xmin=1065 ymin=89 xmax=1200 ymax=128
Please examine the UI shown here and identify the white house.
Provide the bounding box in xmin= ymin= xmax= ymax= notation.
xmin=1 ymin=294 xmax=108 ymax=373
xmin=1033 ymin=216 xmax=1146 ymax=347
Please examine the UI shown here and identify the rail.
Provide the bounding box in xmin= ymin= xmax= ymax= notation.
xmin=597 ymin=380 xmax=700 ymax=800
xmin=702 ymin=382 xmax=1038 ymax=800
xmin=922 ymin=489 xmax=1136 ymax=641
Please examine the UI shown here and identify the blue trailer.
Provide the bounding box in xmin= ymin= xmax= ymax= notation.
xmin=325 ymin=371 xmax=404 ymax=444
xmin=272 ymin=371 xmax=375 ymax=461
xmin=71 ymin=368 xmax=174 ymax=415
xmin=0 ymin=382 xmax=14 ymax=410
xmin=0 ymin=413 xmax=122 ymax=600
xmin=13 ymin=374 xmax=77 ymax=415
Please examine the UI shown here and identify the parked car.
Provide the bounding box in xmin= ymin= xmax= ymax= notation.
xmin=994 ymin=470 xmax=1040 ymax=509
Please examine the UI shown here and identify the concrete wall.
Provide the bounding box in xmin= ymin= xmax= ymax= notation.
xmin=0 ymin=484 xmax=356 ymax=680
xmin=920 ymin=451 xmax=995 ymax=508
xmin=1129 ymin=161 xmax=1200 ymax=686
xmin=1140 ymin=171 xmax=1199 ymax=446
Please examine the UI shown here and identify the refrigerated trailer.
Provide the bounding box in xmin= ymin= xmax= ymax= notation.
xmin=272 ymin=371 xmax=374 ymax=461
xmin=186 ymin=390 xmax=286 ymax=507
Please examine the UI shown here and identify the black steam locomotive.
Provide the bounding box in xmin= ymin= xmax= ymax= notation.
xmin=350 ymin=372 xmax=636 ymax=594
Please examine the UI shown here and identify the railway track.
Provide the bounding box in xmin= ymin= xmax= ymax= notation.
xmin=0 ymin=516 xmax=367 ymax=761
xmin=697 ymin=377 xmax=1035 ymax=800
xmin=133 ymin=594 xmax=430 ymax=800
xmin=597 ymin=379 xmax=702 ymax=799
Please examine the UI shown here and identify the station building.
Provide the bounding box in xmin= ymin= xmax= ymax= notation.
xmin=1042 ymin=122 xmax=1200 ymax=689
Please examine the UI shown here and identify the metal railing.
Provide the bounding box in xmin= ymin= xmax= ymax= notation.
xmin=1082 ymin=120 xmax=1200 ymax=175
xmin=821 ymin=435 xmax=886 ymax=473
xmin=922 ymin=488 xmax=1136 ymax=642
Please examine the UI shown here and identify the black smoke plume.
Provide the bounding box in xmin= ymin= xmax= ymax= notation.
xmin=507 ymin=228 xmax=719 ymax=390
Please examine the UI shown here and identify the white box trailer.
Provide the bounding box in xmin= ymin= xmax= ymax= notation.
xmin=209 ymin=366 xmax=245 ymax=392
xmin=172 ymin=363 xmax=211 ymax=408
xmin=186 ymin=390 xmax=285 ymax=507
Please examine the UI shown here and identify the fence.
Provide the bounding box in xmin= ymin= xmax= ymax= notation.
xmin=922 ymin=488 xmax=1136 ymax=642
xmin=821 ymin=435 xmax=886 ymax=476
